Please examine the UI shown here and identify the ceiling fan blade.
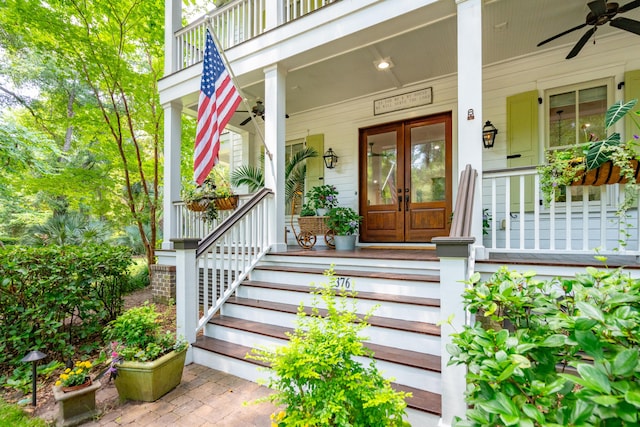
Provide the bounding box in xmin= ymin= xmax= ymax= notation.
xmin=239 ymin=116 xmax=252 ymax=126
xmin=566 ymin=27 xmax=597 ymax=59
xmin=537 ymin=23 xmax=588 ymax=47
xmin=610 ymin=16 xmax=640 ymax=35
xmin=587 ymin=0 xmax=607 ymax=17
xmin=619 ymin=0 xmax=640 ymax=13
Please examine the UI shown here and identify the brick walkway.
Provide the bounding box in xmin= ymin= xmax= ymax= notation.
xmin=42 ymin=364 xmax=277 ymax=426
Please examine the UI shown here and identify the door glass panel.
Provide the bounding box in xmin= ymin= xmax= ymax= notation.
xmin=411 ymin=123 xmax=445 ymax=202
xmin=366 ymin=131 xmax=397 ymax=206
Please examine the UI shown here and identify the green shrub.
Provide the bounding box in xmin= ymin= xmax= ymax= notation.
xmin=448 ymin=264 xmax=640 ymax=427
xmin=104 ymin=303 xmax=187 ymax=363
xmin=0 ymin=245 xmax=132 ymax=370
xmin=248 ymin=268 xmax=410 ymax=427
xmin=124 ymin=259 xmax=149 ymax=292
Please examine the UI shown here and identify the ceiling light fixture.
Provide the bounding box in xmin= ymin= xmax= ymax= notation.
xmin=374 ymin=58 xmax=393 ymax=70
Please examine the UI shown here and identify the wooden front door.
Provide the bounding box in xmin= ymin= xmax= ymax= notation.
xmin=358 ymin=113 xmax=452 ymax=243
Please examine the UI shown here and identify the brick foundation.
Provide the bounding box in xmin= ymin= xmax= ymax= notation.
xmin=150 ymin=264 xmax=176 ymax=304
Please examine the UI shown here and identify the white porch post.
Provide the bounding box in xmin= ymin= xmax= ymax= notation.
xmin=264 ymin=64 xmax=287 ymax=252
xmin=172 ymin=238 xmax=199 ymax=364
xmin=264 ymin=0 xmax=284 ymax=29
xmin=162 ymin=101 xmax=182 ymax=250
xmin=433 ymin=237 xmax=475 ymax=426
xmin=164 ymin=0 xmax=181 ymax=74
xmin=456 ymin=0 xmax=484 ymax=256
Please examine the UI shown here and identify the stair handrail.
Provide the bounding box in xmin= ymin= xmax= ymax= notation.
xmin=194 ymin=187 xmax=274 ymax=332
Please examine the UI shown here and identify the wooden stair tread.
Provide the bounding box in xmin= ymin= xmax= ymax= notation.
xmin=254 ymin=265 xmax=440 ymax=283
xmin=226 ymin=297 xmax=441 ymax=336
xmin=243 ymin=280 xmax=440 ymax=307
xmin=210 ymin=315 xmax=441 ymax=372
xmin=193 ymin=336 xmax=441 ymax=416
xmin=392 ymin=383 xmax=442 ymax=415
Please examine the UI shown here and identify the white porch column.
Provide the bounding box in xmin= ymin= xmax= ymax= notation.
xmin=264 ymin=64 xmax=287 ymax=252
xmin=172 ymin=238 xmax=199 ymax=364
xmin=264 ymin=0 xmax=284 ymax=29
xmin=162 ymin=101 xmax=182 ymax=250
xmin=433 ymin=237 xmax=475 ymax=427
xmin=164 ymin=0 xmax=181 ymax=74
xmin=456 ymin=0 xmax=484 ymax=255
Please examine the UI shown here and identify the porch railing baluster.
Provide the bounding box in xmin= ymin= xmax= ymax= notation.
xmin=483 ymin=167 xmax=640 ymax=256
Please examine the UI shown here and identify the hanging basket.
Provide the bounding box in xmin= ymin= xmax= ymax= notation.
xmin=186 ymin=199 xmax=211 ymax=212
xmin=214 ymin=195 xmax=239 ymax=211
xmin=572 ymin=160 xmax=640 ymax=186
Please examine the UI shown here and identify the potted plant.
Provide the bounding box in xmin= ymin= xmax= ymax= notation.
xmin=52 ymin=359 xmax=101 ymax=426
xmin=307 ymin=184 xmax=339 ymax=216
xmin=325 ymin=207 xmax=362 ymax=250
xmin=181 ymin=177 xmax=219 ymax=222
xmin=103 ymin=303 xmax=188 ymax=402
xmin=538 ymin=99 xmax=640 ymax=216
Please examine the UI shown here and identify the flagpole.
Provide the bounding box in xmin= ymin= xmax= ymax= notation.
xmin=204 ymin=18 xmax=273 ymax=161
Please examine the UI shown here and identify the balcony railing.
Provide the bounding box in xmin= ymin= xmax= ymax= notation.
xmin=173 ymin=194 xmax=253 ymax=240
xmin=174 ymin=0 xmax=338 ymax=72
xmin=482 ymin=166 xmax=640 ymax=256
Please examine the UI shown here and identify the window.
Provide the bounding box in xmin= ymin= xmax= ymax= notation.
xmin=545 ymin=79 xmax=613 ymax=202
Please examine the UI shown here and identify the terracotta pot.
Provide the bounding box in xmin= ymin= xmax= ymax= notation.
xmin=61 ymin=378 xmax=92 ymax=393
xmin=572 ymin=160 xmax=640 ymax=186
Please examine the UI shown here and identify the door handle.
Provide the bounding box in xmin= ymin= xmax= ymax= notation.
xmin=404 ymin=188 xmax=411 ymax=212
xmin=506 ymin=154 xmax=522 ymax=159
xmin=398 ymin=195 xmax=402 ymax=212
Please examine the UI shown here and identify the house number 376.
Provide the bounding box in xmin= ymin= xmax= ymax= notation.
xmin=335 ymin=277 xmax=351 ymax=289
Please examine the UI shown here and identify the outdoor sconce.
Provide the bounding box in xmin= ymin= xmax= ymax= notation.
xmin=482 ymin=121 xmax=498 ymax=149
xmin=323 ymin=148 xmax=338 ymax=169
xmin=22 ymin=350 xmax=47 ymax=406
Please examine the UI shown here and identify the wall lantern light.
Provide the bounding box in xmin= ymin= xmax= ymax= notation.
xmin=482 ymin=121 xmax=498 ymax=149
xmin=323 ymin=148 xmax=338 ymax=169
xmin=21 ymin=350 xmax=47 ymax=406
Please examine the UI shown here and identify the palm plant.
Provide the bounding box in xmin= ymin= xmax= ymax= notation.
xmin=231 ymin=147 xmax=318 ymax=208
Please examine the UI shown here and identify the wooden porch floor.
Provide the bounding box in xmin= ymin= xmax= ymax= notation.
xmin=274 ymin=245 xmax=640 ymax=269
xmin=274 ymin=245 xmax=440 ymax=261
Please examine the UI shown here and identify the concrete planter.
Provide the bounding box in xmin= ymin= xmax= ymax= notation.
xmin=52 ymin=379 xmax=101 ymax=427
xmin=114 ymin=348 xmax=187 ymax=402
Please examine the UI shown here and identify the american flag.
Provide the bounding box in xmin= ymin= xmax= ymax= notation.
xmin=194 ymin=30 xmax=242 ymax=185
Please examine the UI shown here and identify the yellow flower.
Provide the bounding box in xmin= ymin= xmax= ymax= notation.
xmin=277 ymin=411 xmax=285 ymax=421
xmin=60 ymin=374 xmax=69 ymax=380
xmin=64 ymin=368 xmax=71 ymax=374
xmin=55 ymin=380 xmax=61 ymax=387
xmin=76 ymin=368 xmax=83 ymax=375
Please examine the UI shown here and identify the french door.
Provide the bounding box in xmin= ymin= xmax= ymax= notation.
xmin=358 ymin=113 xmax=452 ymax=243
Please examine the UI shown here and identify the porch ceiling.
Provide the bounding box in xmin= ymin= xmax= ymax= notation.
xmin=183 ymin=0 xmax=640 ymax=126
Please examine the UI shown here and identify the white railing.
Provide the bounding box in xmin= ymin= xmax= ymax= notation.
xmin=173 ymin=194 xmax=253 ymax=240
xmin=194 ymin=188 xmax=273 ymax=333
xmin=483 ymin=166 xmax=640 ymax=255
xmin=174 ymin=0 xmax=338 ymax=72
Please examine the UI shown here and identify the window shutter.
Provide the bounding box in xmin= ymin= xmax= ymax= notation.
xmin=624 ymin=70 xmax=640 ymax=143
xmin=305 ymin=134 xmax=324 ymax=190
xmin=507 ymin=90 xmax=539 ymax=212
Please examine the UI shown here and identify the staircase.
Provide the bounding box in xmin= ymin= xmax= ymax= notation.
xmin=191 ymin=249 xmax=444 ymax=426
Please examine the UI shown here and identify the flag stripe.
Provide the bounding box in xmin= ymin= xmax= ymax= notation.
xmin=194 ymin=30 xmax=242 ymax=185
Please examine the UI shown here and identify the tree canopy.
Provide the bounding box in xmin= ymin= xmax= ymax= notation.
xmin=0 ymin=0 xmax=167 ymax=264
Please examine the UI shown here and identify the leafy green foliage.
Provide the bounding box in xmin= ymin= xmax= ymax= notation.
xmin=104 ymin=304 xmax=187 ymax=363
xmin=0 ymin=245 xmax=132 ymax=371
xmin=0 ymin=400 xmax=48 ymax=427
xmin=248 ymin=268 xmax=410 ymax=427
xmin=449 ymin=266 xmax=640 ymax=427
